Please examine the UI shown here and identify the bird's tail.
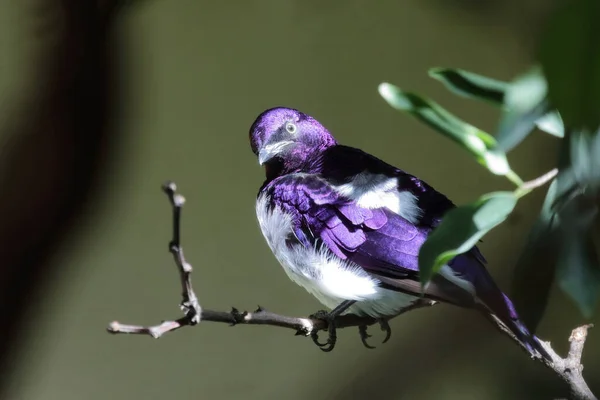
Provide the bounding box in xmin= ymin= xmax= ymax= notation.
xmin=477 ymin=290 xmax=551 ymax=361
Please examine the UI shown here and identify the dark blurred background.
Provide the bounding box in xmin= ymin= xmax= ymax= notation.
xmin=0 ymin=1 xmax=597 ymax=399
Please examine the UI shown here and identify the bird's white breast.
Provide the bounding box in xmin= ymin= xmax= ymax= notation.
xmin=256 ymin=191 xmax=419 ymax=317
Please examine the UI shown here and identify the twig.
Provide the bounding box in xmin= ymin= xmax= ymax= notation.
xmin=107 ymin=182 xmax=596 ymax=400
xmin=108 ymin=301 xmax=433 ymax=339
xmin=514 ymin=168 xmax=559 ymax=199
xmin=541 ymin=325 xmax=596 ymax=400
xmin=107 ymin=182 xmax=201 ymax=338
xmin=487 ymin=316 xmax=596 ymax=400
xmin=522 ymin=168 xmax=559 ymax=191
xmin=162 ymin=182 xmax=201 ymax=326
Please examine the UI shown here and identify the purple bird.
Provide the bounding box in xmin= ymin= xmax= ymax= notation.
xmin=249 ymin=106 xmax=549 ymax=358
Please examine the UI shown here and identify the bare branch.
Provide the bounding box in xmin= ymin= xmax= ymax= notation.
xmin=486 ymin=316 xmax=596 ymax=400
xmin=161 ymin=182 xmax=201 ymax=326
xmin=106 ymin=182 xmax=202 ymax=338
xmin=109 ymin=318 xmax=189 ymax=338
xmin=107 ymin=182 xmax=596 ymax=400
xmin=540 ymin=324 xmax=596 ymax=400
xmin=108 ymin=301 xmax=434 ymax=338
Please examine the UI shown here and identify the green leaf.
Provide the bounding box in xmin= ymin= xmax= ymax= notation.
xmin=378 ymin=82 xmax=511 ymax=176
xmin=429 ymin=67 xmax=564 ymax=139
xmin=428 ymin=68 xmax=508 ymax=105
xmin=511 ymin=180 xmax=560 ymax=333
xmin=570 ymin=131 xmax=600 ymax=190
xmin=553 ymin=167 xmax=581 ymax=212
xmin=504 ymin=67 xmax=548 ymax=112
xmin=498 ymin=102 xmax=550 ymax=153
xmin=535 ymin=112 xmax=564 ymax=138
xmin=556 ymin=194 xmax=600 ymax=318
xmin=554 ymin=131 xmax=600 ymax=318
xmin=496 ymin=67 xmax=552 ymax=151
xmin=419 ymin=192 xmax=518 ymax=286
xmin=539 ymin=0 xmax=600 ymax=131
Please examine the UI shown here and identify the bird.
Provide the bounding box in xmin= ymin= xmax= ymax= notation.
xmin=249 ymin=106 xmax=550 ymax=359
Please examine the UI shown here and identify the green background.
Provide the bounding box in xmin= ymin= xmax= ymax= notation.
xmin=1 ymin=1 xmax=597 ymax=399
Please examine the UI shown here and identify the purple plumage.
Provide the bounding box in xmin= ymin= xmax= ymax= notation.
xmin=250 ymin=106 xmax=550 ymax=360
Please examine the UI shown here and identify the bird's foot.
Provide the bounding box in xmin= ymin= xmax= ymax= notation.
xmin=308 ymin=309 xmax=338 ymax=352
xmin=306 ymin=301 xmax=356 ymax=352
xmin=357 ymin=319 xmax=392 ymax=349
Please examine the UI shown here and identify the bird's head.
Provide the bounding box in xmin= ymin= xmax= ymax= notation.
xmin=249 ymin=107 xmax=337 ymax=177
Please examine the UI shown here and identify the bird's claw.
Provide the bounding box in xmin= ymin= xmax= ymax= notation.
xmin=358 ymin=325 xmax=376 ymax=349
xmin=379 ymin=319 xmax=392 ymax=343
xmin=318 ymin=324 xmax=337 ymax=352
xmin=310 ymin=330 xmax=329 ymax=347
xmin=357 ymin=319 xmax=391 ymax=349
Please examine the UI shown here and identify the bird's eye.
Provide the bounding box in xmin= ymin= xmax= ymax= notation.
xmin=285 ymin=122 xmax=297 ymax=134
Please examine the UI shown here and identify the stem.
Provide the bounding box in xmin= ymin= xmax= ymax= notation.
xmin=521 ymin=168 xmax=559 ymax=190
xmin=514 ymin=168 xmax=559 ymax=198
xmin=506 ymin=170 xmax=524 ymax=187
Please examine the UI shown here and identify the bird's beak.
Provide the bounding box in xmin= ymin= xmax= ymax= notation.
xmin=258 ymin=141 xmax=294 ymax=165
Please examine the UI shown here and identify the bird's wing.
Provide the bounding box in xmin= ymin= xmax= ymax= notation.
xmin=317 ymin=145 xmax=457 ymax=228
xmin=263 ymin=173 xmax=481 ymax=307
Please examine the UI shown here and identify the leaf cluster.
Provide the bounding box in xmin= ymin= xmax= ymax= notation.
xmin=378 ymin=0 xmax=600 ymax=332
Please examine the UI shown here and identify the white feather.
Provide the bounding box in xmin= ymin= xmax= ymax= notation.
xmin=256 ymin=192 xmax=418 ymax=317
xmin=334 ymin=172 xmax=422 ymax=223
